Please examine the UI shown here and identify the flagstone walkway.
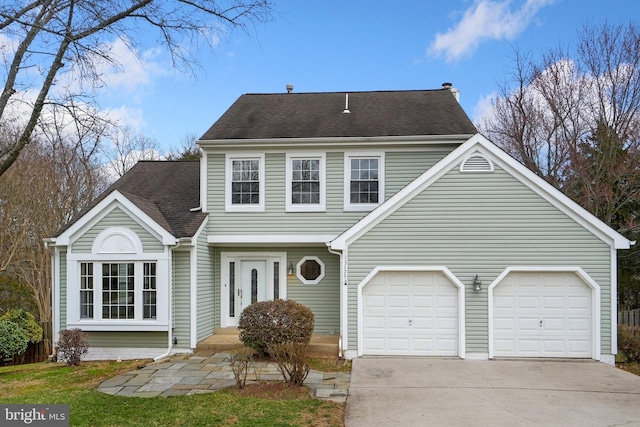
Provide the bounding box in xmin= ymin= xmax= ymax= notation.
xmin=97 ymin=353 xmax=350 ymax=402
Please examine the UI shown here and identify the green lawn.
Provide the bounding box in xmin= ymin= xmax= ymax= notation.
xmin=0 ymin=360 xmax=345 ymax=427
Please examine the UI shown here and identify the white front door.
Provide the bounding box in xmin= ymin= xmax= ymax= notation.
xmin=237 ymin=260 xmax=267 ymax=316
xmin=221 ymin=252 xmax=287 ymax=327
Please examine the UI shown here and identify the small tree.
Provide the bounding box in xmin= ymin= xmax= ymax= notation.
xmin=0 ymin=320 xmax=28 ymax=360
xmin=56 ymin=328 xmax=89 ymax=366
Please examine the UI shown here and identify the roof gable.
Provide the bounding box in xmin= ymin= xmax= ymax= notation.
xmin=52 ymin=161 xmax=206 ymax=240
xmin=330 ymin=134 xmax=631 ymax=251
xmin=199 ymin=89 xmax=477 ymax=141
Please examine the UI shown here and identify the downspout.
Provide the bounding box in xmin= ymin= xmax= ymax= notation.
xmin=326 ymin=244 xmax=344 ymax=359
xmin=154 ymin=238 xmax=184 ymax=361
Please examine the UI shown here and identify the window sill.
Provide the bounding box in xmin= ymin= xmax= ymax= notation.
xmin=66 ymin=321 xmax=169 ymax=332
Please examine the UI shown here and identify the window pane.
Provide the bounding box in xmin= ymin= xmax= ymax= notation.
xmin=143 ymin=262 xmax=157 ymax=319
xmin=291 ymin=157 xmax=321 ymax=205
xmin=273 ymin=262 xmax=279 ymax=300
xmin=102 ymin=263 xmax=135 ymax=319
xmin=229 ymin=262 xmax=235 ymax=317
xmin=231 ymin=159 xmax=260 ymax=205
xmin=350 ymin=157 xmax=380 ymax=204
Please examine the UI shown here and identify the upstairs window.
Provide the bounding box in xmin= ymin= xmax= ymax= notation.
xmin=344 ymin=152 xmax=385 ymax=211
xmin=286 ymin=153 xmax=326 ymax=212
xmin=226 ymin=154 xmax=265 ymax=211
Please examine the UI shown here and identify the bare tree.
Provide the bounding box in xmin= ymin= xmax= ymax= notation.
xmin=166 ymin=133 xmax=201 ymax=160
xmin=479 ymin=21 xmax=640 ymax=305
xmin=0 ymin=127 xmax=105 ymax=325
xmin=101 ymin=125 xmax=161 ymax=178
xmin=0 ymin=0 xmax=273 ymax=176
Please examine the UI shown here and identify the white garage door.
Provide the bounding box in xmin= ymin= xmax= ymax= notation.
xmin=493 ymin=272 xmax=592 ymax=358
xmin=362 ymin=271 xmax=459 ymax=356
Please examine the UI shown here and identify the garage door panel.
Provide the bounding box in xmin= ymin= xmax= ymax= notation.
xmin=436 ymin=295 xmax=457 ymax=309
xmin=493 ymin=272 xmax=592 ymax=358
xmin=412 ymin=296 xmax=434 ymax=308
xmin=388 ymin=296 xmax=410 ymax=308
xmin=363 ymin=271 xmax=459 ymax=356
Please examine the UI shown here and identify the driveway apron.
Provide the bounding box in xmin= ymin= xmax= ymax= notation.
xmin=346 ymin=358 xmax=640 ymax=427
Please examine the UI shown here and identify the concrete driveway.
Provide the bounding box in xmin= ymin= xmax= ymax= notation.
xmin=345 ymin=358 xmax=640 ymax=427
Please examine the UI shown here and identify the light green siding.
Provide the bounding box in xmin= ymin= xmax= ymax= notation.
xmin=59 ymin=250 xmax=67 ymax=330
xmin=87 ymin=331 xmax=167 ymax=348
xmin=172 ymin=250 xmax=191 ymax=347
xmin=206 ymin=147 xmax=455 ymax=235
xmin=286 ymin=247 xmax=340 ymax=335
xmin=347 ymin=166 xmax=611 ymax=354
xmin=197 ymin=229 xmax=216 ymax=340
xmin=212 ymin=246 xmax=340 ymax=335
xmin=71 ymin=207 xmax=164 ymax=253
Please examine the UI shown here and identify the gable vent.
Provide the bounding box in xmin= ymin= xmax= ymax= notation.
xmin=460 ymin=154 xmax=493 ymax=172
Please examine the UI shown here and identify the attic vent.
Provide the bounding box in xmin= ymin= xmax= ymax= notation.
xmin=460 ymin=154 xmax=493 ymax=173
xmin=98 ymin=233 xmax=137 ymax=253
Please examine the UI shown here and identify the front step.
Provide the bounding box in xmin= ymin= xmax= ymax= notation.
xmin=196 ymin=328 xmax=340 ymax=358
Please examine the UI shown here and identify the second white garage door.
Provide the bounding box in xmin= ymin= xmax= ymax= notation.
xmin=362 ymin=271 xmax=459 ymax=356
xmin=492 ymin=271 xmax=593 ymax=358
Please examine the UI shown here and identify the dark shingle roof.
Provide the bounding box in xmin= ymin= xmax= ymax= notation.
xmin=54 ymin=161 xmax=205 ymax=239
xmin=200 ymin=89 xmax=477 ymax=141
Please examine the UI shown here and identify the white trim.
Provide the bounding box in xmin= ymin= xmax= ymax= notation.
xmin=200 ymin=150 xmax=208 ymax=212
xmin=459 ymin=152 xmax=494 ymax=172
xmin=225 ymin=153 xmax=265 ymax=212
xmin=55 ymin=190 xmax=177 ymax=246
xmin=208 ymin=234 xmax=337 ymax=245
xmin=285 ymin=152 xmax=326 ymax=212
xmin=356 ymin=266 xmax=466 ymax=358
xmin=331 ymin=134 xmax=631 ymax=251
xmin=189 ymin=244 xmax=198 ymax=349
xmin=343 ymin=151 xmax=385 ymax=212
xmin=610 ymin=247 xmax=618 ymax=354
xmin=296 ymin=256 xmax=326 ymax=285
xmin=66 ymin=322 xmax=169 ymax=331
xmin=66 ymin=253 xmax=170 ymax=329
xmin=487 ymin=266 xmax=601 ymax=360
xmin=220 ymin=252 xmax=287 ymax=327
xmin=92 ymin=227 xmax=142 ymax=254
xmin=600 ymin=354 xmax=615 ymax=366
xmin=53 ymin=246 xmax=62 ymax=345
xmin=84 ymin=347 xmax=188 ymax=361
xmin=199 ymin=134 xmax=474 ymax=149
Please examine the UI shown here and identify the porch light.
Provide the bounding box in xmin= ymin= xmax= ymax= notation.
xmin=472 ymin=275 xmax=482 ymax=292
xmin=287 ymin=262 xmax=295 ymax=276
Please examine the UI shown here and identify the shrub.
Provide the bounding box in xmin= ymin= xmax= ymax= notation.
xmin=618 ymin=325 xmax=640 ymax=363
xmin=56 ymin=328 xmax=89 ymax=366
xmin=229 ymin=346 xmax=255 ymax=389
xmin=238 ymin=299 xmax=314 ymax=355
xmin=0 ymin=320 xmax=28 ymax=359
xmin=267 ymin=342 xmax=310 ymax=385
xmin=0 ymin=309 xmax=42 ymax=343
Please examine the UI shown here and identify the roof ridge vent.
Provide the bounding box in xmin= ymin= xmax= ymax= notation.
xmin=460 ymin=153 xmax=494 ymax=172
xmin=342 ymin=93 xmax=351 ymax=114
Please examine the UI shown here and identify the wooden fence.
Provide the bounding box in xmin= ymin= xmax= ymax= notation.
xmin=11 ymin=321 xmax=52 ymax=365
xmin=619 ymin=309 xmax=640 ymax=327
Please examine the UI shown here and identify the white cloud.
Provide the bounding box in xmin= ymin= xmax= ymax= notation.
xmin=472 ymin=91 xmax=498 ymax=125
xmin=428 ymin=0 xmax=556 ymax=62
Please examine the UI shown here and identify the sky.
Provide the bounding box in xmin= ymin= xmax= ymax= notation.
xmin=95 ymin=0 xmax=640 ymax=152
